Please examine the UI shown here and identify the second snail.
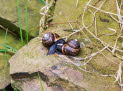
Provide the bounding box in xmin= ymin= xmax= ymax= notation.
xmin=42 ymin=32 xmax=80 ymax=56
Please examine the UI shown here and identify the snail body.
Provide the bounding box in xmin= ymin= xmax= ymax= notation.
xmin=48 ymin=39 xmax=80 ymax=56
xmin=42 ymin=33 xmax=60 ymax=47
xmin=47 ymin=39 xmax=65 ymax=55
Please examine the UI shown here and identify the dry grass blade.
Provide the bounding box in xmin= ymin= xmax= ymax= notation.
xmin=92 ymin=0 xmax=107 ymax=36
xmin=39 ymin=0 xmax=55 ymax=34
xmin=114 ymin=61 xmax=123 ymax=84
xmin=110 ymin=15 xmax=121 ymax=23
xmin=82 ymin=58 xmax=92 ymax=66
xmin=106 ymin=28 xmax=117 ymax=35
xmin=88 ymin=4 xmax=123 ymax=17
xmin=116 ymin=0 xmax=123 ymax=30
xmin=111 ymin=0 xmax=123 ymax=54
xmin=83 ymin=45 xmax=109 ymax=60
xmin=76 ymin=0 xmax=78 ymax=7
xmin=65 ymin=29 xmax=80 ymax=41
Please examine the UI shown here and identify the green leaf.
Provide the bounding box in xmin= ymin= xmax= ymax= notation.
xmin=3 ymin=44 xmax=13 ymax=49
xmin=14 ymin=88 xmax=18 ymax=91
xmin=3 ymin=44 xmax=17 ymax=52
xmin=0 ymin=49 xmax=7 ymax=52
xmin=38 ymin=72 xmax=44 ymax=91
xmin=36 ymin=0 xmax=45 ymax=5
xmin=25 ymin=0 xmax=29 ymax=43
xmin=16 ymin=0 xmax=24 ymax=46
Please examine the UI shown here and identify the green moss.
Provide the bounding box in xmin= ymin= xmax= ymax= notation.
xmin=4 ymin=0 xmax=122 ymax=90
xmin=44 ymin=0 xmax=123 ymax=90
xmin=0 ymin=30 xmax=22 ymax=49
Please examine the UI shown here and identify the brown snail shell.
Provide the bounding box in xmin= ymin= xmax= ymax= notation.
xmin=42 ymin=33 xmax=60 ymax=47
xmin=62 ymin=39 xmax=80 ymax=56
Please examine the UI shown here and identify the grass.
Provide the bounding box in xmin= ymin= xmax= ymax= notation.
xmin=14 ymin=88 xmax=18 ymax=91
xmin=25 ymin=0 xmax=29 ymax=43
xmin=38 ymin=72 xmax=44 ymax=91
xmin=16 ymin=0 xmax=24 ymax=46
xmin=0 ymin=44 xmax=17 ymax=54
xmin=4 ymin=27 xmax=9 ymax=66
xmin=0 ymin=29 xmax=17 ymax=55
xmin=36 ymin=0 xmax=46 ymax=5
xmin=1 ymin=0 xmax=47 ymax=90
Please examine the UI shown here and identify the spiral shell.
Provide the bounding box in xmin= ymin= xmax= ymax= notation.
xmin=62 ymin=39 xmax=80 ymax=56
xmin=42 ymin=33 xmax=60 ymax=47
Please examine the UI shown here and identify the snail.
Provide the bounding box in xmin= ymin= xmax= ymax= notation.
xmin=47 ymin=39 xmax=80 ymax=56
xmin=62 ymin=39 xmax=80 ymax=56
xmin=42 ymin=33 xmax=60 ymax=47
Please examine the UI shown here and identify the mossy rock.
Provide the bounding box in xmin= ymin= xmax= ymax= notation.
xmin=9 ymin=37 xmax=120 ymax=91
xmin=0 ymin=29 xmax=22 ymax=89
xmin=0 ymin=0 xmax=43 ymax=37
xmin=8 ymin=0 xmax=123 ymax=90
xmin=46 ymin=0 xmax=123 ymax=72
xmin=42 ymin=0 xmax=122 ymax=90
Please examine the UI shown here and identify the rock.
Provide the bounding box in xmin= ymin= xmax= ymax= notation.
xmin=43 ymin=0 xmax=122 ymax=75
xmin=12 ymin=78 xmax=54 ymax=91
xmin=41 ymin=0 xmax=86 ymax=36
xmin=0 ymin=0 xmax=43 ymax=37
xmin=0 ymin=49 xmax=10 ymax=90
xmin=9 ymin=37 xmax=120 ymax=91
xmin=9 ymin=0 xmax=122 ymax=90
xmin=0 ymin=58 xmax=10 ymax=90
xmin=0 ymin=0 xmax=55 ymax=89
xmin=0 ymin=28 xmax=22 ymax=89
xmin=9 ymin=37 xmax=86 ymax=91
xmin=9 ymin=37 xmax=62 ymax=74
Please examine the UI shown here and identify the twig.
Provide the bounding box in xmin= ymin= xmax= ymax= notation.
xmin=0 ymin=25 xmax=16 ymax=36
xmin=100 ymin=50 xmax=117 ymax=64
xmin=83 ymin=45 xmax=109 ymax=60
xmin=100 ymin=74 xmax=114 ymax=77
xmin=110 ymin=15 xmax=121 ymax=24
xmin=76 ymin=0 xmax=79 ymax=8
xmin=114 ymin=61 xmax=123 ymax=83
xmin=112 ymin=34 xmax=121 ymax=54
xmin=82 ymin=58 xmax=92 ymax=66
xmin=92 ymin=0 xmax=107 ymax=36
xmin=65 ymin=29 xmax=80 ymax=41
xmin=116 ymin=0 xmax=123 ymax=31
xmin=39 ymin=0 xmax=55 ymax=34
xmin=76 ymin=23 xmax=92 ymax=43
xmin=88 ymin=5 xmax=123 ymax=17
